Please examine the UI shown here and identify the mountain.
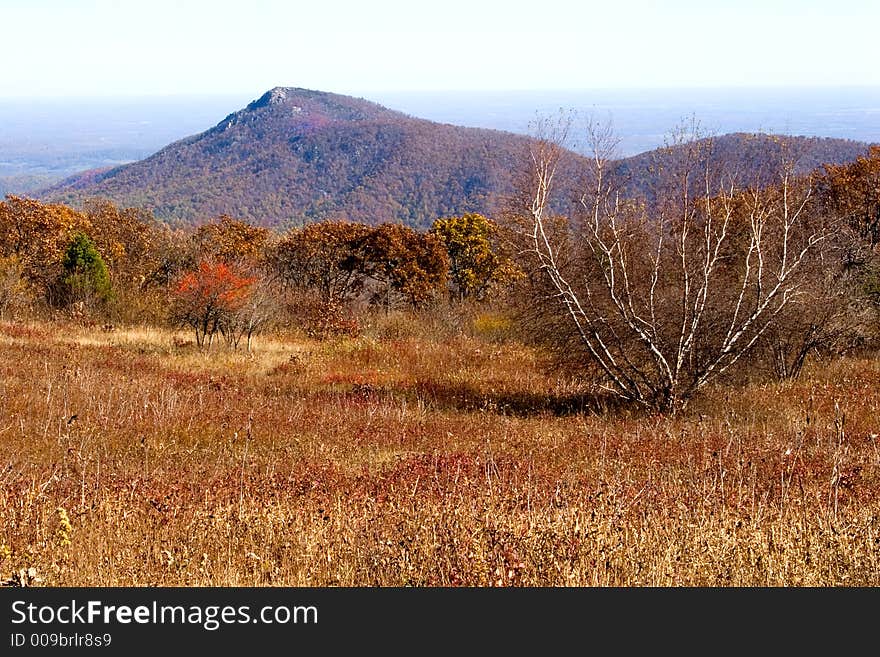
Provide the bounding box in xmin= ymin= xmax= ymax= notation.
xmin=46 ymin=87 xmax=537 ymax=229
xmin=612 ymin=132 xmax=872 ymax=204
xmin=45 ymin=88 xmax=874 ymax=228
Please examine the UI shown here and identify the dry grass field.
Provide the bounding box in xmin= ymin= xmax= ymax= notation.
xmin=1 ymin=315 xmax=878 ymax=586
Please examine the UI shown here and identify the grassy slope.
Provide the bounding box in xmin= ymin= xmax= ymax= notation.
xmin=1 ymin=318 xmax=878 ymax=586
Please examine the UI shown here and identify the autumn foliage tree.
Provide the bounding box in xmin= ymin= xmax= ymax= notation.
xmin=269 ymin=220 xmax=448 ymax=307
xmin=430 ymin=213 xmax=519 ymax=301
xmin=194 ymin=214 xmax=270 ymax=265
xmin=269 ymin=221 xmax=373 ymax=302
xmin=822 ymin=146 xmax=880 ymax=248
xmin=81 ymin=199 xmax=165 ymax=283
xmin=819 ymin=147 xmax=880 ymax=319
xmin=363 ymin=223 xmax=449 ymax=307
xmin=171 ymin=261 xmax=256 ymax=348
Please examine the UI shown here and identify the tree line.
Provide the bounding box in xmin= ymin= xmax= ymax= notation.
xmin=0 ymin=197 xmax=516 ymax=343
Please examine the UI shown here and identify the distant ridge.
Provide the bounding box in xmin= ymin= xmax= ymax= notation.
xmin=45 ymin=88 xmax=874 ymax=228
xmin=612 ymin=132 xmax=873 ymax=203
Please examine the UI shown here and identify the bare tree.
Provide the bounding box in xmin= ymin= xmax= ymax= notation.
xmin=514 ymin=116 xmax=833 ymax=413
xmin=219 ymin=275 xmax=277 ymax=351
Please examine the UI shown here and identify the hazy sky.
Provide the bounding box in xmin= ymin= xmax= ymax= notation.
xmin=3 ymin=0 xmax=879 ymax=98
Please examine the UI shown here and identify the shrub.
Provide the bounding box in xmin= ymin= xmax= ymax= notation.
xmin=170 ymin=260 xmax=255 ymax=347
xmin=59 ymin=232 xmax=113 ymax=309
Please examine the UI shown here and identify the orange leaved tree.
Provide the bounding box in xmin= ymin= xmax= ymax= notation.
xmin=171 ymin=261 xmax=255 ymax=348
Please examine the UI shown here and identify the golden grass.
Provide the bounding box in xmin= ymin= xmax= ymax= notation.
xmin=0 ymin=318 xmax=878 ymax=586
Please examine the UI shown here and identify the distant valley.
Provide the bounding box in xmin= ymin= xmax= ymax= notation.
xmin=0 ymin=94 xmax=252 ymax=195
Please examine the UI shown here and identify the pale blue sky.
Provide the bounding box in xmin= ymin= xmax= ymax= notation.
xmin=3 ymin=0 xmax=879 ymax=97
